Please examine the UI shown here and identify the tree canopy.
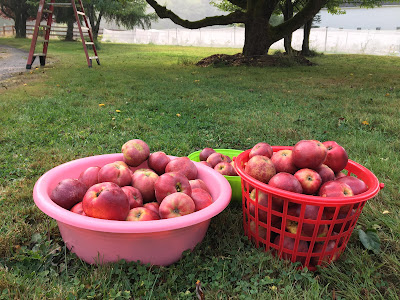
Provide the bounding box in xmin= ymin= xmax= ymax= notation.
xmin=145 ymin=0 xmax=327 ymax=56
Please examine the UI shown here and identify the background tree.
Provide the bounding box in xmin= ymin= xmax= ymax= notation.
xmin=83 ymin=0 xmax=158 ymax=41
xmin=0 ymin=0 xmax=37 ymax=38
xmin=146 ymin=0 xmax=327 ymax=57
xmin=52 ymin=1 xmax=75 ymax=41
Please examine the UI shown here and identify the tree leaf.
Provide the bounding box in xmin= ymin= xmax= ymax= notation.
xmin=358 ymin=229 xmax=381 ymax=254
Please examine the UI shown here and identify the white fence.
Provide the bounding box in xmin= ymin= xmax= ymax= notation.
xmin=102 ymin=27 xmax=400 ymax=56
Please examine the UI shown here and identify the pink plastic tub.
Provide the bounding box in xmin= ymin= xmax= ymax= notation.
xmin=33 ymin=153 xmax=232 ymax=266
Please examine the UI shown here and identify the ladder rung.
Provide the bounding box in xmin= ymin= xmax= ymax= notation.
xmin=80 ymin=27 xmax=90 ymax=31
xmin=39 ymin=25 xmax=51 ymax=29
xmin=85 ymin=42 xmax=94 ymax=45
xmin=43 ymin=9 xmax=53 ymax=13
xmin=33 ymin=53 xmax=46 ymax=57
xmin=37 ymin=39 xmax=49 ymax=43
xmin=89 ymin=56 xmax=98 ymax=60
xmin=49 ymin=3 xmax=72 ymax=7
xmin=77 ymin=11 xmax=85 ymax=16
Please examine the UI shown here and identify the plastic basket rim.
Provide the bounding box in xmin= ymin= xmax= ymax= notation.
xmin=235 ymin=146 xmax=381 ymax=205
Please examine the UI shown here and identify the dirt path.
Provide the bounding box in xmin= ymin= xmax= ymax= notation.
xmin=0 ymin=45 xmax=40 ymax=82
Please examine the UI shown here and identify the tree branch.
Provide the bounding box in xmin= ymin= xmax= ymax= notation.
xmin=271 ymin=0 xmax=327 ymax=42
xmin=226 ymin=0 xmax=247 ymax=10
xmin=145 ymin=0 xmax=246 ymax=29
xmin=1 ymin=4 xmax=13 ymax=19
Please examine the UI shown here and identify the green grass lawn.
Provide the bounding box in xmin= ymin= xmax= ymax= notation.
xmin=0 ymin=37 xmax=399 ymax=299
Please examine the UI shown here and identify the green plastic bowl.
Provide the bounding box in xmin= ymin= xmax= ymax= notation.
xmin=188 ymin=149 xmax=243 ymax=203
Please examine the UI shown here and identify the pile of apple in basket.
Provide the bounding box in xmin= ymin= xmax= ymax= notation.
xmin=243 ymin=140 xmax=367 ymax=198
xmin=50 ymin=139 xmax=216 ymax=221
xmin=238 ymin=140 xmax=370 ymax=267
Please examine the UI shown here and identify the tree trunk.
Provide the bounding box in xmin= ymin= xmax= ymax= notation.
xmin=302 ymin=18 xmax=313 ymax=56
xmin=243 ymin=1 xmax=274 ymax=57
xmin=92 ymin=13 xmax=102 ymax=41
xmin=282 ymin=0 xmax=294 ymax=55
xmin=65 ymin=18 xmax=74 ymax=41
xmin=14 ymin=12 xmax=27 ymax=38
xmin=243 ymin=17 xmax=273 ymax=56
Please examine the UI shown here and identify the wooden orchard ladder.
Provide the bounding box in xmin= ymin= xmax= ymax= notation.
xmin=26 ymin=0 xmax=100 ymax=69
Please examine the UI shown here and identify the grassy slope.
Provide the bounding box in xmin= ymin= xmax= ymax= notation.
xmin=0 ymin=38 xmax=399 ymax=299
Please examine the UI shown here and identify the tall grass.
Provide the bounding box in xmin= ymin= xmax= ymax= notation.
xmin=0 ymin=38 xmax=399 ymax=299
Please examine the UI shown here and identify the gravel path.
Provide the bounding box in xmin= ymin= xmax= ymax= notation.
xmin=0 ymin=44 xmax=40 ymax=81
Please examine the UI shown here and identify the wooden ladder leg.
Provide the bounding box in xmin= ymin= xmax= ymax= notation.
xmin=26 ymin=0 xmax=46 ymax=69
xmin=40 ymin=0 xmax=56 ymax=66
xmin=72 ymin=0 xmax=100 ymax=67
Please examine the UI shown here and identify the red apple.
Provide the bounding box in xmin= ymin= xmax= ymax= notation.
xmin=158 ymin=192 xmax=195 ymax=219
xmin=292 ymin=140 xmax=328 ymax=170
xmin=214 ymin=161 xmax=236 ymax=176
xmin=78 ymin=166 xmax=100 ymax=188
xmin=206 ymin=152 xmax=231 ymax=168
xmin=249 ymin=142 xmax=273 ymax=159
xmin=268 ymin=172 xmax=303 ymax=194
xmin=230 ymin=161 xmax=238 ymax=176
xmin=249 ymin=189 xmax=269 ymax=223
xmin=244 ymin=155 xmax=276 ymax=184
xmin=121 ymin=186 xmax=143 ymax=209
xmin=191 ymin=188 xmax=213 ymax=211
xmin=271 ymin=149 xmax=298 ymax=174
xmin=336 ymin=176 xmax=368 ymax=195
xmin=98 ymin=161 xmax=132 ymax=187
xmin=199 ymin=147 xmax=216 ymax=161
xmin=311 ymin=240 xmax=341 ymax=266
xmin=322 ymin=141 xmax=348 ymax=173
xmin=82 ymin=182 xmax=130 ymax=220
xmin=143 ymin=202 xmax=160 ymax=215
xmin=294 ymin=168 xmax=322 ymax=195
xmin=335 ymin=171 xmax=347 ymax=179
xmin=333 ymin=209 xmax=356 ymax=232
xmin=148 ymin=151 xmax=171 ymax=175
xmin=199 ymin=161 xmax=212 ymax=168
xmin=154 ymin=172 xmax=192 ymax=204
xmin=319 ymin=181 xmax=354 ymax=217
xmin=319 ymin=181 xmax=354 ymax=198
xmin=286 ymin=204 xmax=328 ymax=237
xmin=70 ymin=202 xmax=86 ymax=216
xmin=126 ymin=207 xmax=160 ymax=221
xmin=189 ymin=179 xmax=210 ymax=193
xmin=121 ymin=139 xmax=150 ymax=167
xmin=131 ymin=168 xmax=159 ymax=203
xmin=165 ymin=157 xmax=198 ymax=180
xmin=249 ymin=220 xmax=267 ymax=243
xmin=315 ymin=164 xmax=335 ymax=184
xmin=50 ymin=178 xmax=88 ymax=210
xmin=273 ymin=235 xmax=309 ymax=264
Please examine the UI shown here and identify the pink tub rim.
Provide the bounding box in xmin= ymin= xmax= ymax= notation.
xmin=33 ymin=153 xmax=232 ymax=234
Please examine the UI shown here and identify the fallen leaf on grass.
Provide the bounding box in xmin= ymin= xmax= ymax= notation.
xmin=382 ymin=210 xmax=390 ymax=214
xmin=176 ymin=113 xmax=181 ymax=117
xmin=116 ymin=110 xmax=121 ymax=113
xmin=98 ymin=103 xmax=105 ymax=107
xmin=362 ymin=120 xmax=369 ymax=125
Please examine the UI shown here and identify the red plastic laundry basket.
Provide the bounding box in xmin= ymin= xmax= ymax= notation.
xmin=234 ymin=146 xmax=383 ymax=271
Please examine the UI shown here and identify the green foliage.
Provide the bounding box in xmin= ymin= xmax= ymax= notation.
xmin=210 ymin=0 xmax=243 ymax=12
xmin=358 ymin=228 xmax=381 ymax=254
xmin=87 ymin=0 xmax=158 ymax=29
xmin=0 ymin=38 xmax=399 ymax=298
